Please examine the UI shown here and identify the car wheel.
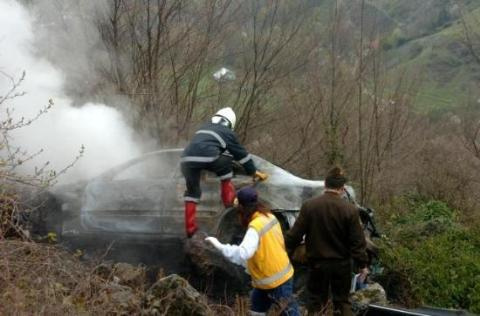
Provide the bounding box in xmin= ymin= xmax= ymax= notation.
xmin=215 ymin=207 xmax=246 ymax=244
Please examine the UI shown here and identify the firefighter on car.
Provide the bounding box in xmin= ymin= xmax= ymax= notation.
xmin=181 ymin=107 xmax=268 ymax=238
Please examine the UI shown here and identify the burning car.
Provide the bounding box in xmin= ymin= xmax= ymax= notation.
xmin=29 ymin=148 xmax=378 ymax=262
xmin=21 ymin=148 xmax=380 ymax=301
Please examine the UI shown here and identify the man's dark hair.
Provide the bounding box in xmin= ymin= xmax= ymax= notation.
xmin=325 ymin=166 xmax=347 ymax=189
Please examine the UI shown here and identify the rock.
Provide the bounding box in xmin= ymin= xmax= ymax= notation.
xmin=97 ymin=282 xmax=141 ymax=315
xmin=184 ymin=235 xmax=245 ymax=280
xmin=184 ymin=233 xmax=226 ymax=274
xmin=351 ymin=282 xmax=388 ymax=314
xmin=184 ymin=234 xmax=249 ymax=297
xmin=144 ymin=274 xmax=211 ymax=316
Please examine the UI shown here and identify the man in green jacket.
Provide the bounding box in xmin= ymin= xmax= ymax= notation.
xmin=285 ymin=167 xmax=368 ymax=316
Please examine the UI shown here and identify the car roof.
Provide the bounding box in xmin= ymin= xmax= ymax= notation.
xmin=98 ymin=148 xmax=356 ymax=210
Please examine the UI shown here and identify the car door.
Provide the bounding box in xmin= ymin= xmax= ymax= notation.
xmin=81 ymin=151 xmax=184 ymax=235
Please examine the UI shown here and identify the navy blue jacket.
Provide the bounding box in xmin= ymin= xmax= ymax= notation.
xmin=182 ymin=122 xmax=256 ymax=175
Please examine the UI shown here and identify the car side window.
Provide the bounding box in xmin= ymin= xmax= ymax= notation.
xmin=113 ymin=154 xmax=180 ymax=180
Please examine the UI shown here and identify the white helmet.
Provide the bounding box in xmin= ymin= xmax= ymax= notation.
xmin=211 ymin=107 xmax=236 ymax=130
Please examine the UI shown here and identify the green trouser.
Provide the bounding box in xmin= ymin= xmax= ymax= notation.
xmin=306 ymin=259 xmax=352 ymax=316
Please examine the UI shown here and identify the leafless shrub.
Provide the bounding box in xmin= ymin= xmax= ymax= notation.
xmin=414 ymin=136 xmax=480 ymax=221
xmin=0 ymin=193 xmax=31 ymax=240
xmin=0 ymin=71 xmax=84 ymax=240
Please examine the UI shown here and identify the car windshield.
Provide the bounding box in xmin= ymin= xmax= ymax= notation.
xmin=250 ymin=155 xmax=325 ymax=210
xmin=101 ymin=149 xmax=182 ymax=181
xmin=249 ymin=155 xmax=356 ymax=210
xmin=251 ymin=156 xmax=320 ymax=185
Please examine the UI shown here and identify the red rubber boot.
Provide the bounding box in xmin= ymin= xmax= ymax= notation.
xmin=221 ymin=179 xmax=236 ymax=207
xmin=185 ymin=201 xmax=198 ymax=238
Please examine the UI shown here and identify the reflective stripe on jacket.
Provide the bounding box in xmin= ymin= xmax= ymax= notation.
xmin=181 ymin=122 xmax=256 ymax=175
xmin=247 ymin=212 xmax=294 ymax=289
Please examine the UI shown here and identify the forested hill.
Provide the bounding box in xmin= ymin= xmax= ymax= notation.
xmin=308 ymin=0 xmax=480 ymax=113
xmin=366 ymin=0 xmax=480 ymax=112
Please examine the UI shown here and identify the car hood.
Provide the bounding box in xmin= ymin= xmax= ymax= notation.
xmin=249 ymin=156 xmax=356 ymax=210
xmin=252 ymin=166 xmax=322 ymax=210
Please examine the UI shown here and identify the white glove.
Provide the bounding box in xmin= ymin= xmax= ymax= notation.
xmin=205 ymin=236 xmax=223 ymax=251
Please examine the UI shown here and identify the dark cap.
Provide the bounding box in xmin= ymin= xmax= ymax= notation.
xmin=325 ymin=166 xmax=347 ymax=189
xmin=237 ymin=186 xmax=258 ymax=207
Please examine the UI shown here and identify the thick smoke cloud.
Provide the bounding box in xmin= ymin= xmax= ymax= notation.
xmin=0 ymin=0 xmax=143 ymax=183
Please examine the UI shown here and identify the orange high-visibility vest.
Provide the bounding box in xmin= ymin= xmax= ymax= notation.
xmin=247 ymin=212 xmax=294 ymax=289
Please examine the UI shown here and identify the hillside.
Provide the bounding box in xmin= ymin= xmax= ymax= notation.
xmin=304 ymin=0 xmax=480 ymax=113
xmin=368 ymin=0 xmax=480 ymax=112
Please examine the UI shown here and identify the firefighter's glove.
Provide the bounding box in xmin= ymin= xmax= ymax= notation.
xmin=253 ymin=170 xmax=268 ymax=182
xmin=205 ymin=236 xmax=223 ymax=251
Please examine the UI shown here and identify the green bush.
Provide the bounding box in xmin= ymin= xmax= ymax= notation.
xmin=386 ymin=199 xmax=458 ymax=248
xmin=378 ymin=198 xmax=480 ymax=313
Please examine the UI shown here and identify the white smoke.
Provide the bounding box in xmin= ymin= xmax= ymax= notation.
xmin=0 ymin=0 xmax=143 ymax=184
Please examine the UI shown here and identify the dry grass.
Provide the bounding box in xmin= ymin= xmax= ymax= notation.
xmin=0 ymin=239 xmax=144 ymax=315
xmin=0 ymin=239 xmax=253 ymax=316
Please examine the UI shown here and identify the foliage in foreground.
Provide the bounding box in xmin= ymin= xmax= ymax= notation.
xmin=378 ymin=198 xmax=480 ymax=313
